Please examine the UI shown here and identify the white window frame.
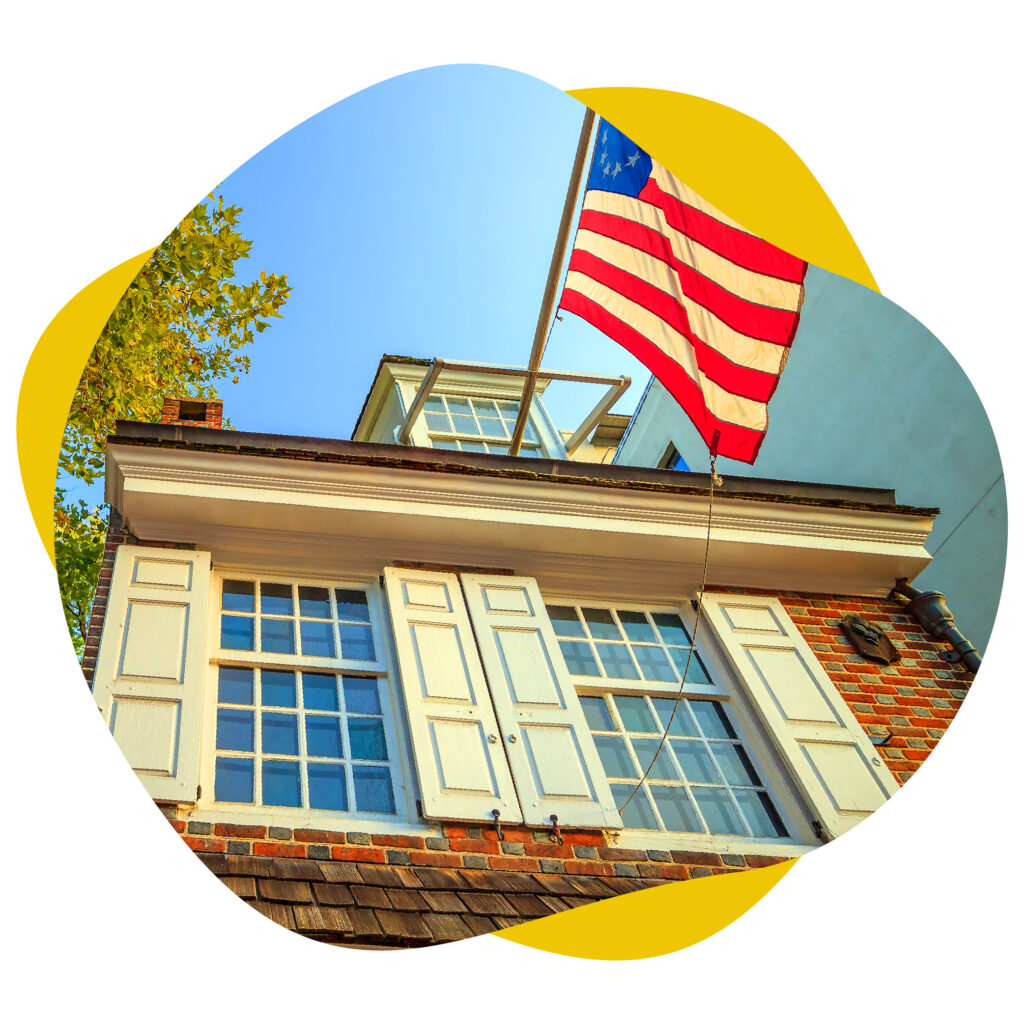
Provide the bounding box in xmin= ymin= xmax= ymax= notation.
xmin=195 ymin=569 xmax=429 ymax=834
xmin=541 ymin=593 xmax=818 ymax=856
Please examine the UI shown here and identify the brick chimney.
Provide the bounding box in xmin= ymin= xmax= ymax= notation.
xmin=160 ymin=396 xmax=224 ymax=429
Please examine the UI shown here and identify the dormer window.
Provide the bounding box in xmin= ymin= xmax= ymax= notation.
xmin=423 ymin=394 xmax=544 ymax=457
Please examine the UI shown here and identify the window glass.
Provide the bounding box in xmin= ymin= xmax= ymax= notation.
xmin=424 ymin=393 xmax=545 ymax=456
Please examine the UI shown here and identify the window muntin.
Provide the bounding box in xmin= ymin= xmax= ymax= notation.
xmin=423 ymin=394 xmax=544 ymax=457
xmin=213 ymin=666 xmax=397 ymax=814
xmin=220 ymin=580 xmax=375 ymax=662
xmin=581 ymin=693 xmax=787 ymax=839
xmin=547 ymin=604 xmax=711 ymax=685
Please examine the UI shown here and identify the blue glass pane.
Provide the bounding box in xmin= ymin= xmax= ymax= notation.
xmin=349 ymin=719 xmax=388 ymax=761
xmin=611 ymin=784 xmax=658 ymax=829
xmin=298 ymin=586 xmax=331 ymax=618
xmin=597 ymin=643 xmax=640 ymax=680
xmin=215 ymin=757 xmax=253 ymax=803
xmin=262 ymin=760 xmax=301 ymax=807
xmin=302 ymin=672 xmax=338 ymax=711
xmin=631 ymin=738 xmax=680 ymax=780
xmin=339 ymin=624 xmax=375 ymax=661
xmin=709 ymin=742 xmax=761 ymax=786
xmin=353 ymin=766 xmax=395 ymax=814
xmin=633 ymin=645 xmax=676 ymax=682
xmin=262 ymin=712 xmax=298 ymax=755
xmin=691 ymin=701 xmax=737 ymax=739
xmin=306 ymin=716 xmax=344 ymax=758
xmin=652 ymin=612 xmax=691 ymax=646
xmin=735 ymin=789 xmax=787 ymax=838
xmin=343 ymin=677 xmax=381 ymax=715
xmin=424 ymin=396 xmax=445 ymax=413
xmin=651 ymin=699 xmax=695 ymax=736
xmin=582 ymin=608 xmax=622 ymax=640
xmin=478 ymin=417 xmax=505 ymax=438
xmin=218 ymin=666 xmax=254 ymax=705
xmin=547 ymin=606 xmax=585 ymax=638
xmin=580 ymin=696 xmax=614 ymax=731
xmin=559 ymin=640 xmax=600 ymax=676
xmin=668 ymin=647 xmax=710 ymax=683
xmin=671 ymin=740 xmax=720 ymax=783
xmin=615 ymin=695 xmax=657 ymax=732
xmin=308 ymin=763 xmax=348 ymax=811
xmin=431 ymin=439 xmax=458 ymax=450
xmin=261 ymin=617 xmax=295 ymax=654
xmin=595 ymin=736 xmax=636 ymax=779
xmin=335 ymin=589 xmax=371 ymax=622
xmin=217 ymin=709 xmax=254 ymax=752
xmin=651 ymin=786 xmax=703 ymax=832
xmin=220 ymin=615 xmax=254 ymax=651
xmin=261 ymin=670 xmax=296 ymax=708
xmin=300 ymin=620 xmax=336 ymax=658
xmin=693 ymin=787 xmax=746 ymax=834
xmin=260 ymin=583 xmax=293 ymax=616
xmin=618 ymin=611 xmax=656 ymax=643
xmin=222 ymin=580 xmax=255 ymax=612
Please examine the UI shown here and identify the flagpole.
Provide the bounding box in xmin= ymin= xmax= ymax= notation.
xmin=508 ymin=107 xmax=597 ymax=456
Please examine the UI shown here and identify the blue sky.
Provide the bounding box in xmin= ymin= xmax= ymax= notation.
xmin=200 ymin=64 xmax=651 ymax=441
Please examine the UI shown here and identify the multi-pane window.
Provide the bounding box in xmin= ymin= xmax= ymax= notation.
xmin=423 ymin=394 xmax=544 ymax=457
xmin=220 ymin=580 xmax=375 ymax=660
xmin=581 ymin=693 xmax=787 ymax=838
xmin=213 ymin=666 xmax=396 ymax=814
xmin=546 ymin=605 xmax=710 ymax=684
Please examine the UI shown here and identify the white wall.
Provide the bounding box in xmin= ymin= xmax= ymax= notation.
xmin=616 ymin=265 xmax=1007 ymax=654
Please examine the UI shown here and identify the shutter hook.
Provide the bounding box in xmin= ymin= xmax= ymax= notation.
xmin=549 ymin=814 xmax=564 ymax=846
xmin=490 ymin=809 xmax=505 ymax=842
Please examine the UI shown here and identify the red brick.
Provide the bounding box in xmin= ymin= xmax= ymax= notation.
xmin=168 ymin=819 xmax=186 ymax=834
xmin=183 ymin=836 xmax=226 ymax=853
xmin=371 ymin=834 xmax=426 ymax=849
xmin=293 ymin=828 xmax=348 ymax=844
xmin=671 ymin=851 xmax=722 ymax=867
xmin=559 ymin=831 xmax=606 ymax=847
xmin=523 ymin=842 xmax=573 ymax=859
xmin=409 ymin=851 xmax=462 ymax=868
xmin=488 ymin=856 xmax=542 ymax=872
xmin=597 ymin=847 xmax=646 ymax=862
xmin=903 ymin=749 xmax=932 ymax=761
xmin=330 ymin=846 xmax=387 ymax=863
xmin=483 ymin=826 xmax=531 ymax=843
xmin=645 ymin=864 xmax=690 ymax=881
xmin=564 ymin=861 xmax=613 ymax=877
xmin=214 ymin=823 xmax=266 ymax=839
xmin=745 ymin=854 xmax=789 ymax=869
xmin=252 ymin=843 xmax=305 ymax=858
xmin=442 ymin=825 xmax=470 ymax=839
xmin=449 ymin=838 xmax=501 ymax=854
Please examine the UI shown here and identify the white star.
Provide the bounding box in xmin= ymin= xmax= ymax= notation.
xmin=602 ymin=162 xmax=611 ymax=176
xmin=599 ymin=150 xmax=607 ymax=165
xmin=601 ymin=128 xmax=608 ymax=144
xmin=611 ymin=161 xmax=622 ymax=178
xmin=626 ymin=150 xmax=640 ymax=167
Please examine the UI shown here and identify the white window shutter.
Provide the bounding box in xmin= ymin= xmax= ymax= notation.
xmin=461 ymin=574 xmax=623 ymax=829
xmin=382 ymin=567 xmax=523 ymax=823
xmin=91 ymin=545 xmax=213 ymax=803
xmin=701 ymin=592 xmax=899 ymax=839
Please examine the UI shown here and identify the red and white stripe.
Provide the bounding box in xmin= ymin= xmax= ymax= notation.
xmin=559 ymin=159 xmax=808 ymax=464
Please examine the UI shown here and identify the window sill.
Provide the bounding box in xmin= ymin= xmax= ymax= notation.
xmin=189 ymin=804 xmax=441 ymax=839
xmin=604 ymin=829 xmax=817 ymax=859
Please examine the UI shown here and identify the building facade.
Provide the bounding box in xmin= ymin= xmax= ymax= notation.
xmin=82 ymin=357 xmax=973 ymax=948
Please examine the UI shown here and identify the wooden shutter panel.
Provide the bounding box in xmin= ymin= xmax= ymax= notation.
xmin=462 ymin=574 xmax=623 ymax=829
xmin=701 ymin=593 xmax=899 ymax=839
xmin=382 ymin=567 xmax=522 ymax=823
xmin=91 ymin=546 xmax=212 ymax=803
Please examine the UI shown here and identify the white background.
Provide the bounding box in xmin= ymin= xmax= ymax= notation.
xmin=3 ymin=2 xmax=1019 ymax=1018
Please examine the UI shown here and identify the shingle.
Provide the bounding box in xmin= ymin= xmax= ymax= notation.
xmin=391 ymin=867 xmax=426 ymax=889
xmin=226 ymin=855 xmax=275 ymax=878
xmin=356 ymin=864 xmax=404 ymax=887
xmin=420 ymin=890 xmax=468 ymax=914
xmin=497 ymin=872 xmax=547 ymax=894
xmin=347 ymin=907 xmax=384 ymax=939
xmin=221 ymin=876 xmax=257 ymax=900
xmin=421 ymin=913 xmax=474 ymax=943
xmin=460 ymin=916 xmax=498 ymax=937
xmin=386 ymin=888 xmax=430 ymax=912
xmin=537 ymin=895 xmax=571 ymax=913
xmin=350 ymin=885 xmax=392 ymax=909
xmin=312 ymin=883 xmax=355 ymax=906
xmin=257 ymin=878 xmax=314 ymax=904
xmin=566 ymin=876 xmax=616 ymax=898
xmin=536 ymin=874 xmax=579 ymax=896
xmin=249 ymin=901 xmax=296 ymax=929
xmin=271 ymin=859 xmax=324 ymax=881
xmin=604 ymin=875 xmax=645 ymax=893
xmin=318 ymin=862 xmax=363 ymax=884
xmin=491 ymin=917 xmax=523 ymax=930
xmin=292 ymin=904 xmax=354 ymax=934
xmin=411 ymin=867 xmax=463 ymax=890
xmin=505 ymin=893 xmax=550 ymax=917
xmin=196 ymin=853 xmax=229 ymax=876
xmin=563 ymin=896 xmax=595 ymax=909
xmin=375 ymin=910 xmax=433 ymax=942
xmin=455 ymin=869 xmax=499 ymax=891
xmin=461 ymin=891 xmax=517 ymax=917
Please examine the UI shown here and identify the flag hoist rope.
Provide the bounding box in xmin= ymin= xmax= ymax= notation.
xmin=617 ymin=434 xmax=722 ymax=818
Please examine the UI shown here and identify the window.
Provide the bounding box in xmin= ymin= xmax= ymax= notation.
xmin=422 ymin=394 xmax=544 ymax=457
xmin=546 ymin=600 xmax=795 ymax=843
xmin=580 ymin=693 xmax=787 ymax=838
xmin=208 ymin=575 xmax=403 ymax=819
xmin=659 ymin=443 xmax=688 ymax=471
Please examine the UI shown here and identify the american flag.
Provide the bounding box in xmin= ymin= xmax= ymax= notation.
xmin=559 ymin=118 xmax=808 ymax=464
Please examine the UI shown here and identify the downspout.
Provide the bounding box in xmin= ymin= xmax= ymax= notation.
xmin=891 ymin=578 xmax=981 ymax=674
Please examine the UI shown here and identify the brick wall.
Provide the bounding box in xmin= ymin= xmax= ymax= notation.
xmin=160 ymin=396 xmax=224 ymax=428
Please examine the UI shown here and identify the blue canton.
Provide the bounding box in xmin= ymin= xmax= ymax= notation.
xmin=586 ymin=119 xmax=653 ymax=198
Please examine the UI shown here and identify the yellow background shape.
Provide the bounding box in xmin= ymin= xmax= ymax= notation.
xmin=16 ymin=83 xmax=873 ymax=959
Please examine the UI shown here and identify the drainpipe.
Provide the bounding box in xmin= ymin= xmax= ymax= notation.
xmin=891 ymin=578 xmax=981 ymax=674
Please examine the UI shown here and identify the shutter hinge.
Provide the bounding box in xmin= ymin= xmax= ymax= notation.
xmin=415 ymin=799 xmax=423 ymax=818
xmin=196 ymin=784 xmax=202 ymax=800
xmin=811 ymin=820 xmax=831 ymax=843
xmin=379 ymin=574 xmax=385 ymax=587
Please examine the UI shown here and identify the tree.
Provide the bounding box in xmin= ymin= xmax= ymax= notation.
xmin=56 ymin=192 xmax=290 ymax=654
